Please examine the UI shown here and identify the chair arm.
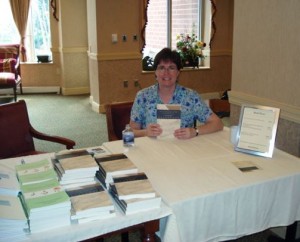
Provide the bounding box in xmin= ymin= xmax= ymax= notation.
xmin=30 ymin=126 xmax=76 ymax=149
xmin=109 ymin=133 xmax=120 ymax=141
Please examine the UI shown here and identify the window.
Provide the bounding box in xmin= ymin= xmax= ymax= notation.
xmin=143 ymin=0 xmax=207 ymax=69
xmin=0 ymin=0 xmax=51 ymax=63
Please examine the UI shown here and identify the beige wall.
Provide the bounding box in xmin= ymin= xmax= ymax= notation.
xmin=20 ymin=0 xmax=233 ymax=113
xmin=230 ymin=0 xmax=300 ymax=156
xmin=20 ymin=0 xmax=89 ymax=95
xmin=88 ymin=0 xmax=233 ymax=112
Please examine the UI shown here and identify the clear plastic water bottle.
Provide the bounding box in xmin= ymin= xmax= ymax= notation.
xmin=122 ymin=124 xmax=134 ymax=147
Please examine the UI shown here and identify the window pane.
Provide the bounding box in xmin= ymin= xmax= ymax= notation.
xmin=144 ymin=0 xmax=168 ymax=57
xmin=172 ymin=0 xmax=199 ymax=49
xmin=26 ymin=0 xmax=51 ymax=62
xmin=0 ymin=0 xmax=20 ymax=44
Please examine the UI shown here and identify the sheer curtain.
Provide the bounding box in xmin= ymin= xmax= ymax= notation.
xmin=9 ymin=0 xmax=31 ymax=61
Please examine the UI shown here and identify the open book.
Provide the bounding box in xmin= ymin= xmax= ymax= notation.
xmin=157 ymin=104 xmax=181 ymax=139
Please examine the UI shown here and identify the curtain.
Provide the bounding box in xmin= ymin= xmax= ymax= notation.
xmin=210 ymin=0 xmax=217 ymax=49
xmin=141 ymin=0 xmax=217 ymax=51
xmin=140 ymin=0 xmax=149 ymax=54
xmin=9 ymin=0 xmax=31 ymax=62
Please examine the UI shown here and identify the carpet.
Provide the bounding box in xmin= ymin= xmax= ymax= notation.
xmin=18 ymin=94 xmax=108 ymax=153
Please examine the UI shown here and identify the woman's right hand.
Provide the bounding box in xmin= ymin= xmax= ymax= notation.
xmin=146 ymin=123 xmax=162 ymax=137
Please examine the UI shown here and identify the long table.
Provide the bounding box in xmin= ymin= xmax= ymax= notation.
xmin=103 ymin=128 xmax=300 ymax=242
xmin=0 ymin=153 xmax=172 ymax=242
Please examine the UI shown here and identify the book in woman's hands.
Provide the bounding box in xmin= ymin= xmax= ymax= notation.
xmin=157 ymin=104 xmax=181 ymax=139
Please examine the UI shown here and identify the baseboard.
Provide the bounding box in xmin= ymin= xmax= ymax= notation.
xmin=0 ymin=86 xmax=60 ymax=94
xmin=23 ymin=86 xmax=60 ymax=94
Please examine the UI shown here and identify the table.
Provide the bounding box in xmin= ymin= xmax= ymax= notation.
xmin=0 ymin=153 xmax=172 ymax=242
xmin=103 ymin=128 xmax=300 ymax=242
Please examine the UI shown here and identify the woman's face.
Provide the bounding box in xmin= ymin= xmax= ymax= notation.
xmin=155 ymin=60 xmax=180 ymax=89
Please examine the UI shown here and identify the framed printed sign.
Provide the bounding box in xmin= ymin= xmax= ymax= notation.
xmin=234 ymin=105 xmax=280 ymax=158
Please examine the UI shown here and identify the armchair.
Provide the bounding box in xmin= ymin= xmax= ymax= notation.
xmin=0 ymin=100 xmax=76 ymax=159
xmin=0 ymin=44 xmax=23 ymax=101
xmin=105 ymin=101 xmax=134 ymax=141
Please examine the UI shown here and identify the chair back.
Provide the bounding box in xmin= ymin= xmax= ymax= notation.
xmin=0 ymin=44 xmax=21 ymax=77
xmin=105 ymin=101 xmax=133 ymax=141
xmin=0 ymin=100 xmax=35 ymax=159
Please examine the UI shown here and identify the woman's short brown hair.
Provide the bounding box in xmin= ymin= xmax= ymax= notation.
xmin=153 ymin=48 xmax=182 ymax=70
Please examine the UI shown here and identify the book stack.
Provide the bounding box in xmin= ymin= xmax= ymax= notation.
xmin=95 ymin=154 xmax=138 ymax=188
xmin=66 ymin=182 xmax=115 ymax=224
xmin=53 ymin=150 xmax=99 ymax=189
xmin=0 ymin=166 xmax=20 ymax=196
xmin=0 ymin=194 xmax=29 ymax=241
xmin=109 ymin=173 xmax=161 ymax=215
xmin=15 ymin=159 xmax=71 ymax=233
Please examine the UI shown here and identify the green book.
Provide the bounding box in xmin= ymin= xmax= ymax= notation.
xmin=15 ymin=159 xmax=57 ymax=185
xmin=20 ymin=179 xmax=70 ymax=216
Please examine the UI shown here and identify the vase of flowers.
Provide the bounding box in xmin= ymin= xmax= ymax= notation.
xmin=176 ymin=33 xmax=206 ymax=68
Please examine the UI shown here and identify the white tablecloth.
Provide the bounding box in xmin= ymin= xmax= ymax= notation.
xmin=0 ymin=154 xmax=172 ymax=242
xmin=103 ymin=128 xmax=300 ymax=242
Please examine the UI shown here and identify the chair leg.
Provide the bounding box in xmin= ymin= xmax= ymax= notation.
xmin=13 ymin=86 xmax=17 ymax=101
xmin=19 ymin=82 xmax=23 ymax=94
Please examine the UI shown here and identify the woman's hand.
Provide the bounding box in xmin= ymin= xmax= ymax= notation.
xmin=146 ymin=124 xmax=162 ymax=137
xmin=174 ymin=127 xmax=197 ymax=139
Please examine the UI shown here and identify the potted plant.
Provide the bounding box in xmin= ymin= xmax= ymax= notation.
xmin=176 ymin=33 xmax=206 ymax=68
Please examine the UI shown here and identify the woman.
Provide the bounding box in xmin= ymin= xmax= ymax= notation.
xmin=130 ymin=48 xmax=223 ymax=139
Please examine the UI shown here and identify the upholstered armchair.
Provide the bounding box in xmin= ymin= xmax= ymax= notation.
xmin=0 ymin=44 xmax=23 ymax=101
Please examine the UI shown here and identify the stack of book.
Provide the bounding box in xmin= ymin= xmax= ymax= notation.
xmin=0 ymin=194 xmax=29 ymax=241
xmin=66 ymin=182 xmax=115 ymax=224
xmin=108 ymin=173 xmax=161 ymax=215
xmin=0 ymin=166 xmax=20 ymax=196
xmin=16 ymin=159 xmax=71 ymax=233
xmin=53 ymin=150 xmax=99 ymax=189
xmin=95 ymin=154 xmax=138 ymax=188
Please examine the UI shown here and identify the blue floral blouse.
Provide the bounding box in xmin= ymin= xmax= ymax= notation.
xmin=130 ymin=83 xmax=212 ymax=128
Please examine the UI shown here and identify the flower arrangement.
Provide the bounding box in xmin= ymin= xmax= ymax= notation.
xmin=176 ymin=33 xmax=206 ymax=67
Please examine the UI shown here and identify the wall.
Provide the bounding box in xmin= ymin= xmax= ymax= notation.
xmin=88 ymin=0 xmax=234 ymax=112
xmin=229 ymin=0 xmax=300 ymax=157
xmin=20 ymin=0 xmax=89 ymax=95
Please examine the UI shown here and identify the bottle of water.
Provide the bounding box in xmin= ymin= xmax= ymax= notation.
xmin=122 ymin=124 xmax=134 ymax=147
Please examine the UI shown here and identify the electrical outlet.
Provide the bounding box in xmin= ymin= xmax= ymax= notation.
xmin=123 ymin=80 xmax=128 ymax=88
xmin=134 ymin=80 xmax=139 ymax=87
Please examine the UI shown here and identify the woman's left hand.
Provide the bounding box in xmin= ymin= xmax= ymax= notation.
xmin=174 ymin=127 xmax=197 ymax=139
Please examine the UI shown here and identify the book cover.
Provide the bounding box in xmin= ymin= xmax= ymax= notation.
xmin=70 ymin=191 xmax=114 ymax=218
xmin=65 ymin=182 xmax=104 ymax=197
xmin=0 ymin=167 xmax=20 ymax=196
xmin=96 ymin=157 xmax=137 ymax=175
xmin=58 ymin=155 xmax=98 ymax=174
xmin=20 ymin=179 xmax=70 ymax=215
xmin=55 ymin=149 xmax=90 ymax=160
xmin=0 ymin=194 xmax=27 ymax=221
xmin=15 ymin=159 xmax=57 ymax=185
xmin=110 ymin=174 xmax=156 ymax=200
xmin=157 ymin=104 xmax=181 ymax=139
